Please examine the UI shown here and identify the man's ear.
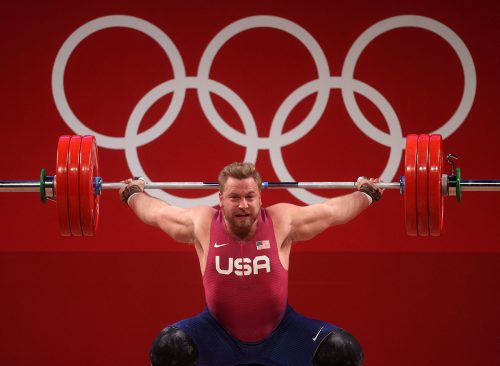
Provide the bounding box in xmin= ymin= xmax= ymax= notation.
xmin=218 ymin=191 xmax=223 ymax=207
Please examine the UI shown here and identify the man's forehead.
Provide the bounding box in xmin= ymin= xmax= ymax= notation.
xmin=223 ymin=177 xmax=259 ymax=192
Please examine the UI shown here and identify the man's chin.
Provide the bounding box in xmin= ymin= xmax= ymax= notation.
xmin=229 ymin=217 xmax=255 ymax=233
xmin=233 ymin=220 xmax=251 ymax=230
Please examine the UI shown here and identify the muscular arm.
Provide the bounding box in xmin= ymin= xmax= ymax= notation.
xmin=121 ymin=179 xmax=215 ymax=244
xmin=269 ymin=178 xmax=382 ymax=244
xmin=127 ymin=193 xmax=194 ymax=243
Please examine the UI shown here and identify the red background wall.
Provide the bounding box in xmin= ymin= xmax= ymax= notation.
xmin=0 ymin=1 xmax=499 ymax=365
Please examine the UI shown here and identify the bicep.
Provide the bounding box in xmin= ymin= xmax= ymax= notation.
xmin=129 ymin=194 xmax=212 ymax=243
xmin=155 ymin=205 xmax=196 ymax=243
xmin=269 ymin=203 xmax=333 ymax=244
xmin=289 ymin=204 xmax=338 ymax=241
xmin=290 ymin=193 xmax=371 ymax=241
xmin=271 ymin=198 xmax=363 ymax=243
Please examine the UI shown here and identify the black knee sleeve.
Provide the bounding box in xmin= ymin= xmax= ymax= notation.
xmin=149 ymin=326 xmax=198 ymax=366
xmin=313 ymin=328 xmax=364 ymax=366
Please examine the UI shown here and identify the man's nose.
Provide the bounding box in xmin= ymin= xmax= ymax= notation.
xmin=239 ymin=198 xmax=248 ymax=209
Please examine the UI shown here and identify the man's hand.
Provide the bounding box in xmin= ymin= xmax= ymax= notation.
xmin=119 ymin=177 xmax=146 ymax=204
xmin=356 ymin=177 xmax=383 ymax=204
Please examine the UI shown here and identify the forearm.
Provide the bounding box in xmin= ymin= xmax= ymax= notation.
xmin=325 ymin=177 xmax=382 ymax=224
xmin=119 ymin=178 xmax=174 ymax=227
xmin=127 ymin=192 xmax=169 ymax=227
xmin=323 ymin=191 xmax=372 ymax=225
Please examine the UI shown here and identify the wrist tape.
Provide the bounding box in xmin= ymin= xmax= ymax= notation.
xmin=121 ymin=184 xmax=143 ymax=204
xmin=358 ymin=183 xmax=381 ymax=204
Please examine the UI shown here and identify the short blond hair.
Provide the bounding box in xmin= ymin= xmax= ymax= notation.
xmin=218 ymin=162 xmax=262 ymax=192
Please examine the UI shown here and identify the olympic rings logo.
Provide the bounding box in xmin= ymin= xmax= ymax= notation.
xmin=52 ymin=14 xmax=476 ymax=207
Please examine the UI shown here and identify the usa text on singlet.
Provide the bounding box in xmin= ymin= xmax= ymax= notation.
xmin=203 ymin=208 xmax=288 ymax=342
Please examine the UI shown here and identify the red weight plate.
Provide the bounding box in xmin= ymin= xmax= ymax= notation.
xmin=56 ymin=136 xmax=71 ymax=236
xmin=416 ymin=134 xmax=430 ymax=236
xmin=79 ymin=135 xmax=99 ymax=236
xmin=428 ymin=134 xmax=443 ymax=236
xmin=404 ymin=134 xmax=418 ymax=236
xmin=68 ymin=136 xmax=83 ymax=236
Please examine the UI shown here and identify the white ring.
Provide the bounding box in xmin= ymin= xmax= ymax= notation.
xmin=342 ymin=15 xmax=476 ymax=147
xmin=197 ymin=15 xmax=331 ymax=150
xmin=270 ymin=77 xmax=402 ymax=204
xmin=125 ymin=77 xmax=258 ymax=207
xmin=52 ymin=15 xmax=186 ymax=149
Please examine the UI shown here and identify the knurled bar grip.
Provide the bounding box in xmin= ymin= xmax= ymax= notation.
xmin=101 ymin=181 xmax=402 ymax=190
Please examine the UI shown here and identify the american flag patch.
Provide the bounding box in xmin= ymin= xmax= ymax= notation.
xmin=256 ymin=240 xmax=270 ymax=250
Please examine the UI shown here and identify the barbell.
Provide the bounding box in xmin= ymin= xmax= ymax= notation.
xmin=1 ymin=134 xmax=499 ymax=237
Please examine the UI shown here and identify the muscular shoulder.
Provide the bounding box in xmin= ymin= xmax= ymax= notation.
xmin=157 ymin=205 xmax=216 ymax=244
xmin=266 ymin=203 xmax=299 ymax=220
xmin=190 ymin=206 xmax=217 ymax=262
xmin=267 ymin=202 xmax=328 ymax=243
xmin=266 ymin=203 xmax=301 ymax=245
xmin=190 ymin=205 xmax=217 ymax=228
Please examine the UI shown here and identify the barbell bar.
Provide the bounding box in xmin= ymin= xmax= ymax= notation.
xmin=3 ymin=177 xmax=499 ymax=192
xmin=1 ymin=134 xmax=500 ymax=237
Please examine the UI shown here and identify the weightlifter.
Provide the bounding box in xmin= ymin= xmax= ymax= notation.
xmin=119 ymin=162 xmax=383 ymax=366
